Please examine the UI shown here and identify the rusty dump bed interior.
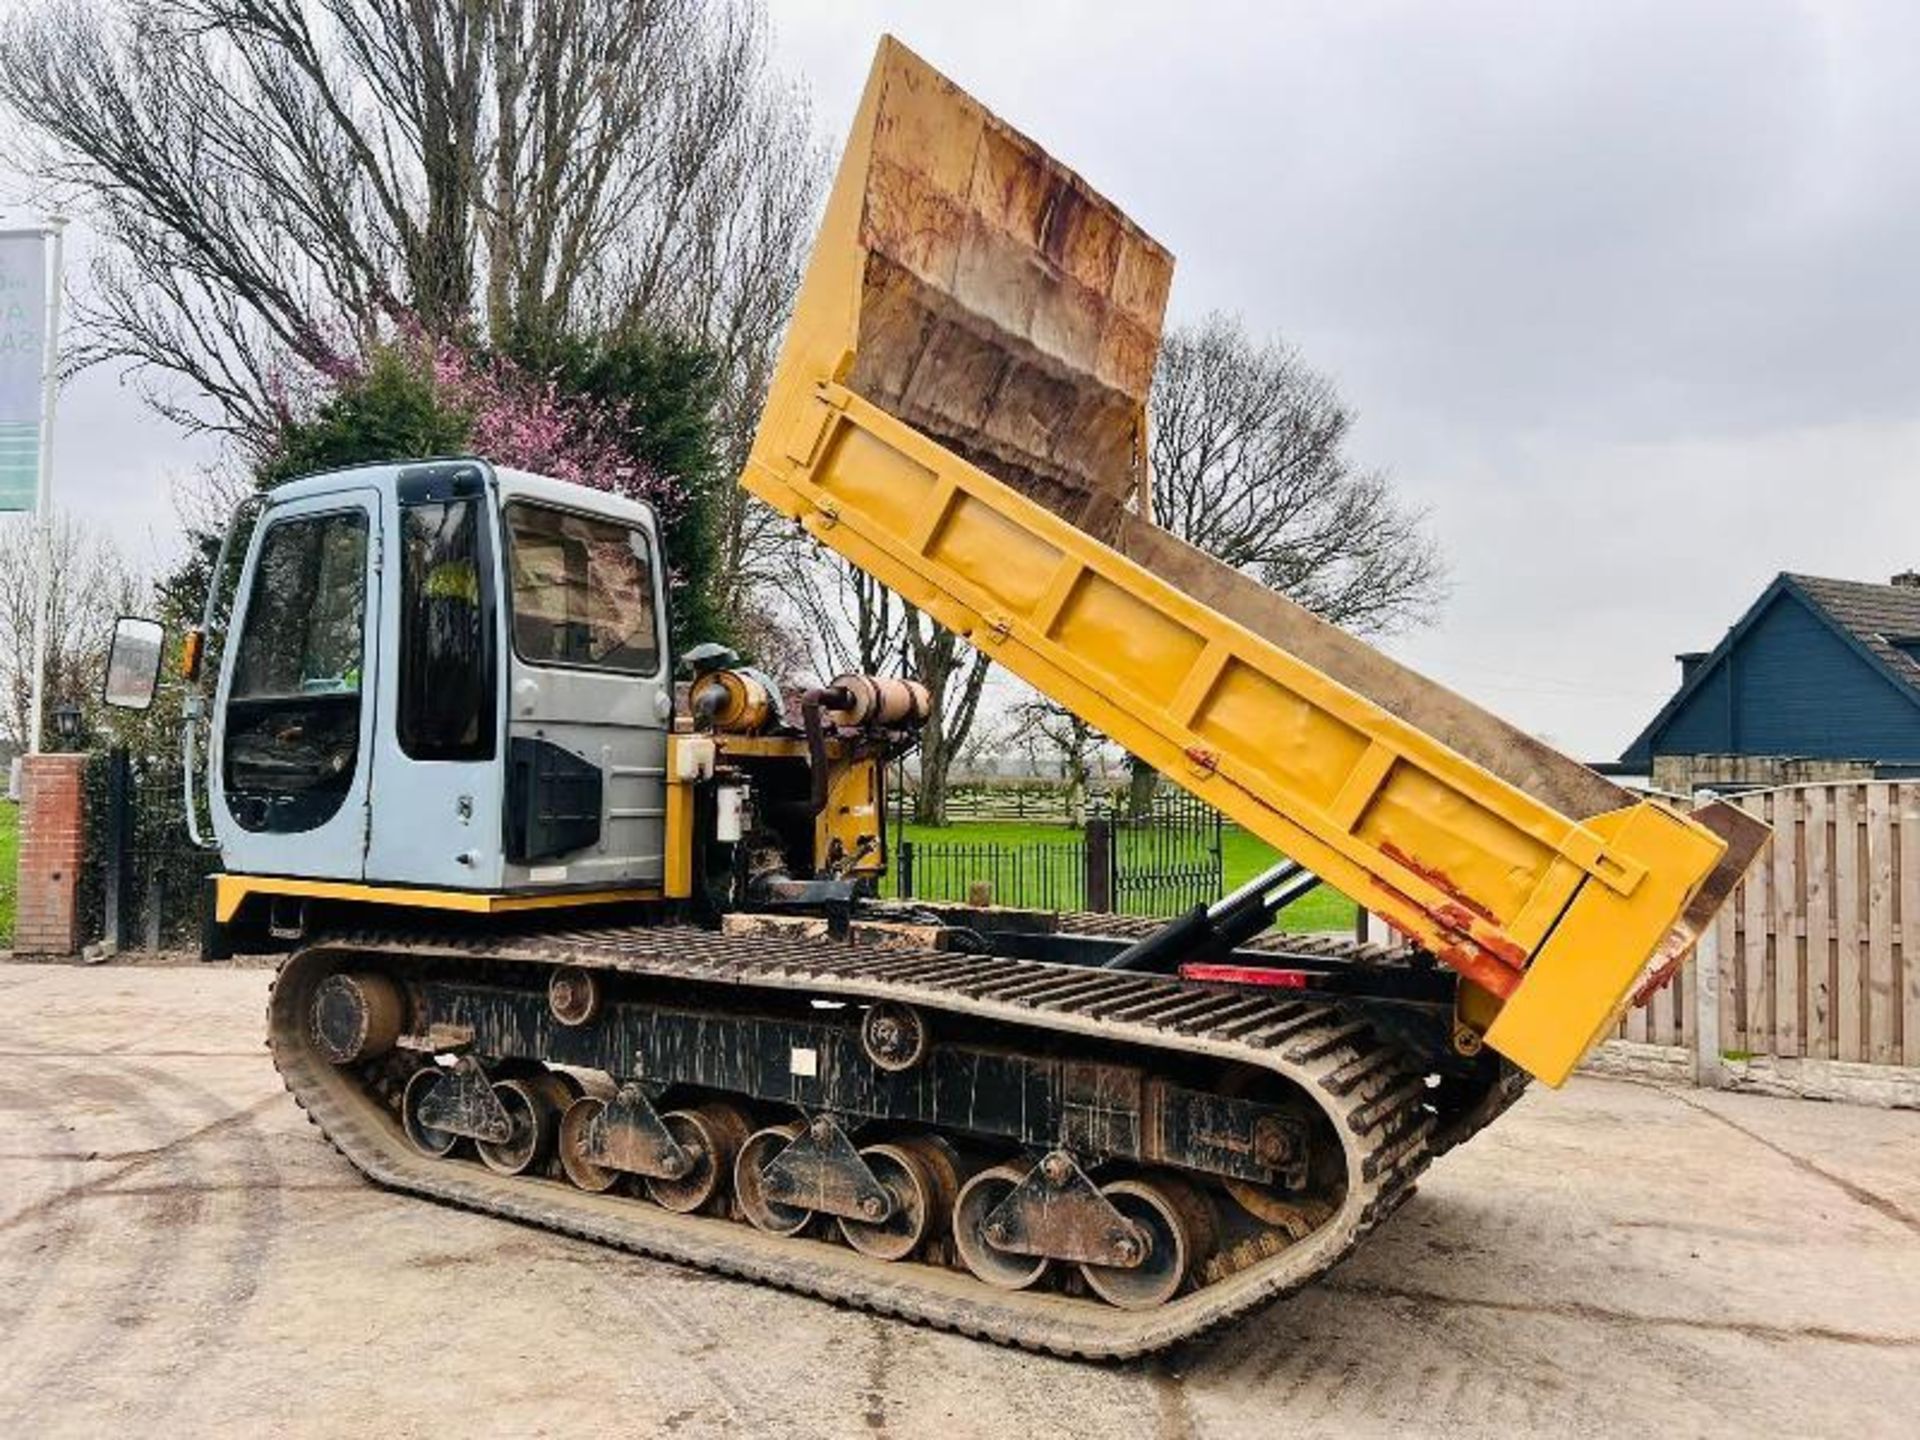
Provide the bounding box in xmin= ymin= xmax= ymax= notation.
xmin=743 ymin=38 xmax=1767 ymax=1084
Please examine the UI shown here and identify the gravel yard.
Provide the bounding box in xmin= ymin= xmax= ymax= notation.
xmin=1 ymin=959 xmax=1915 ymax=1439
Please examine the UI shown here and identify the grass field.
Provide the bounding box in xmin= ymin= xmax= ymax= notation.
xmin=896 ymin=819 xmax=1358 ymax=933
xmin=0 ymin=800 xmax=17 ymax=945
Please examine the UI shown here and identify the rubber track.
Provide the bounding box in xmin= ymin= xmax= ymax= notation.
xmin=269 ymin=922 xmax=1442 ymax=1359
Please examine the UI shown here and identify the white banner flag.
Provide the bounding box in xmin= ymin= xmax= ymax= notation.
xmin=0 ymin=233 xmax=49 ymax=512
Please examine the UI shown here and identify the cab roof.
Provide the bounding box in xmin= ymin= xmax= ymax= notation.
xmin=264 ymin=457 xmax=658 ymax=529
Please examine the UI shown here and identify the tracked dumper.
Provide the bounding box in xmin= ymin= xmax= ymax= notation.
xmin=149 ymin=38 xmax=1768 ymax=1358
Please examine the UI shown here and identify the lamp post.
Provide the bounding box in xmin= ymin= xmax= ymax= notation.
xmin=51 ymin=700 xmax=82 ymax=750
xmin=11 ymin=215 xmax=69 ymax=755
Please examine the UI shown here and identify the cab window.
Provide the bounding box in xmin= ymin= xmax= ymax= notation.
xmin=505 ymin=503 xmax=660 ymax=673
xmin=399 ymin=497 xmax=497 ymax=760
xmin=223 ymin=508 xmax=368 ymax=833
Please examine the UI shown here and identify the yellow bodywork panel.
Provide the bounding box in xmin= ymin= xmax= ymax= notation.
xmin=664 ymin=775 xmax=695 ymax=901
xmin=1485 ymin=802 xmax=1726 ymax=1083
xmin=818 ymin=755 xmax=888 ymax=881
xmin=214 ymin=875 xmax=658 ymax=925
xmin=742 ymin=37 xmax=1768 ymax=1085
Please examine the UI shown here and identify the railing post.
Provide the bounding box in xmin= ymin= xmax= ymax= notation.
xmin=102 ymin=746 xmax=132 ymax=950
xmin=1692 ymin=924 xmax=1723 ymax=1090
xmin=1085 ymin=816 xmax=1113 ymax=913
xmin=897 ymin=839 xmax=914 ymax=900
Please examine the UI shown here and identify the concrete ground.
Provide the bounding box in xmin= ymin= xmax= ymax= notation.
xmin=1 ymin=962 xmax=1915 ymax=1440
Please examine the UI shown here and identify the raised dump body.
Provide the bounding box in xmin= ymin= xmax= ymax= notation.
xmin=744 ymin=38 xmax=1766 ymax=1085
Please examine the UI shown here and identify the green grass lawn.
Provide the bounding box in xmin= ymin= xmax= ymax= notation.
xmin=895 ymin=819 xmax=1358 ymax=934
xmin=0 ymin=800 xmax=17 ymax=946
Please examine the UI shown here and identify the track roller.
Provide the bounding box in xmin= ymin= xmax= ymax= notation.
xmin=837 ymin=1141 xmax=946 ymax=1261
xmin=558 ymin=1095 xmax=618 ymax=1192
xmin=952 ymin=1163 xmax=1051 ymax=1291
xmin=548 ymin=967 xmax=602 ymax=1026
xmin=645 ymin=1103 xmax=749 ymax=1214
xmin=402 ymin=1066 xmax=461 ymax=1158
xmin=476 ymin=1076 xmax=567 ymax=1176
xmin=735 ymin=1122 xmax=812 ymax=1236
xmin=1078 ymin=1177 xmax=1212 ymax=1310
xmin=860 ymin=1002 xmax=929 ymax=1071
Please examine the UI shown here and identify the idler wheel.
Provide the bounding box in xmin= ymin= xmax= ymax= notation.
xmin=837 ymin=1143 xmax=940 ymax=1261
xmin=734 ymin=1122 xmax=812 ymax=1236
xmin=1078 ymin=1178 xmax=1204 ymax=1311
xmin=309 ymin=972 xmax=404 ymax=1064
xmin=548 ymin=967 xmax=602 ymax=1027
xmin=558 ymin=1096 xmax=618 ymax=1192
xmin=952 ymin=1163 xmax=1050 ymax=1291
xmin=646 ymin=1104 xmax=749 ymax=1215
xmin=860 ymin=1002 xmax=929 ymax=1072
xmin=402 ymin=1066 xmax=460 ymax=1158
xmin=476 ymin=1078 xmax=559 ymax=1176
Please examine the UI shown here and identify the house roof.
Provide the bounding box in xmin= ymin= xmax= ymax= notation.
xmin=1620 ymin=572 xmax=1920 ymax=764
xmin=1789 ymin=573 xmax=1920 ymax=691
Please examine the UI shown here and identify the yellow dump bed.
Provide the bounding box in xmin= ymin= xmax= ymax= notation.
xmin=743 ymin=38 xmax=1766 ymax=1084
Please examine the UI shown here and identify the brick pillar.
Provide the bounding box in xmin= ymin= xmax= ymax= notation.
xmin=14 ymin=753 xmax=87 ymax=956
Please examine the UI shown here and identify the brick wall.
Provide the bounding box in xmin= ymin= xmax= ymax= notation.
xmin=14 ymin=753 xmax=87 ymax=955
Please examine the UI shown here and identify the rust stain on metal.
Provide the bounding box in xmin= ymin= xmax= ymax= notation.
xmin=1433 ymin=907 xmax=1530 ymax=974
xmin=1369 ymin=874 xmax=1523 ymax=999
xmin=1630 ymin=946 xmax=1689 ymax=1008
xmin=1431 ymin=943 xmax=1522 ymax=1001
xmin=1379 ymin=842 xmax=1501 ymax=927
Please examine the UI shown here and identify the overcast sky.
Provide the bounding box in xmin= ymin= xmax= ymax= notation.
xmin=6 ymin=1 xmax=1920 ymax=760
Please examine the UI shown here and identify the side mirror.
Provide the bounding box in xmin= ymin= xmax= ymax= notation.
xmin=103 ymin=616 xmax=166 ymax=711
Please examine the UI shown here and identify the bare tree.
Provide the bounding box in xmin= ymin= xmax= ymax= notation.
xmin=1008 ymin=695 xmax=1105 ymax=827
xmin=0 ymin=2 xmax=819 ymax=573
xmin=1151 ymin=312 xmax=1443 ymax=636
xmin=0 ymin=514 xmax=143 ymax=748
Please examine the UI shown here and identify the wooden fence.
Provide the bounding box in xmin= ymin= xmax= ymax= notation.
xmin=1620 ymin=781 xmax=1920 ymax=1069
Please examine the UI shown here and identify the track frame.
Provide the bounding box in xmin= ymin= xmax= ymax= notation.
xmin=270 ymin=921 xmax=1458 ymax=1358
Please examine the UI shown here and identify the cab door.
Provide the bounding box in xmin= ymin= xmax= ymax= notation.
xmin=497 ymin=487 xmax=671 ymax=890
xmin=211 ymin=487 xmax=381 ymax=881
xmin=363 ymin=461 xmax=509 ymax=890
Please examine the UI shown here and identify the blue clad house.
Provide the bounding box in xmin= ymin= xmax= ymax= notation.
xmin=1621 ymin=572 xmax=1920 ymax=794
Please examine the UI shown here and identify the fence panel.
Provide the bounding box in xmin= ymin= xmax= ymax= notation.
xmin=894 ymin=785 xmax=1225 ymax=918
xmin=896 ymin=838 xmax=1088 ymax=911
xmin=1112 ymin=788 xmax=1223 ymax=917
xmin=80 ymin=750 xmax=215 ymax=952
xmin=1639 ymin=781 xmax=1918 ymax=1069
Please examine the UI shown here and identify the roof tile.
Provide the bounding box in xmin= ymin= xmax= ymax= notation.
xmin=1787 ymin=573 xmax=1920 ymax=693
